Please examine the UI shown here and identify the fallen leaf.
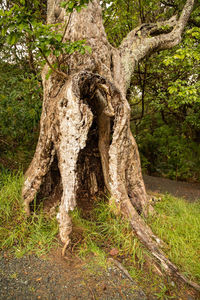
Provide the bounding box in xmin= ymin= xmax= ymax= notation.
xmin=109 ymin=248 xmax=119 ymax=256
xmin=36 ymin=277 xmax=42 ymax=281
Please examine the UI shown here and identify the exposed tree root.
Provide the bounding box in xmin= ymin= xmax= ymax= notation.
xmin=61 ymin=238 xmax=71 ymax=257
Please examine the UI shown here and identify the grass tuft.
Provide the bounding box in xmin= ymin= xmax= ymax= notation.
xmin=148 ymin=194 xmax=200 ymax=282
xmin=0 ymin=171 xmax=59 ymax=257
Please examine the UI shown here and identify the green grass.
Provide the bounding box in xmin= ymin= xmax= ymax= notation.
xmin=0 ymin=171 xmax=59 ymax=257
xmin=70 ymin=201 xmax=145 ymax=269
xmin=148 ymin=194 xmax=200 ymax=282
xmin=70 ymin=201 xmax=179 ymax=298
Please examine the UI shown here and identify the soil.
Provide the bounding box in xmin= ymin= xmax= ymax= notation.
xmin=0 ymin=176 xmax=200 ymax=300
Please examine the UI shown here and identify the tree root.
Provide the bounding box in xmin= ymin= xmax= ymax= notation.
xmin=61 ymin=238 xmax=70 ymax=257
xmin=108 ymin=258 xmax=135 ymax=283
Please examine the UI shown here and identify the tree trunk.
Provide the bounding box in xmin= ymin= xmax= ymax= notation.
xmin=22 ymin=0 xmax=200 ymax=291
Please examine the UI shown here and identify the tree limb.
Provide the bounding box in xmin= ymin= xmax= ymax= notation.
xmin=119 ymin=0 xmax=195 ymax=90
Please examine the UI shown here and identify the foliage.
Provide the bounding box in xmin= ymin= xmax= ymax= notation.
xmin=60 ymin=0 xmax=90 ymax=13
xmin=0 ymin=171 xmax=59 ymax=257
xmin=0 ymin=63 xmax=41 ymax=142
xmin=101 ymin=0 xmax=186 ymax=47
xmin=102 ymin=0 xmax=139 ymax=46
xmin=0 ymin=61 xmax=42 ymax=169
xmin=0 ymin=0 xmax=91 ymax=74
xmin=135 ymin=120 xmax=200 ymax=181
xmin=129 ymin=14 xmax=200 ymax=181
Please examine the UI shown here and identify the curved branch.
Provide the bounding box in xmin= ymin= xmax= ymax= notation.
xmin=119 ymin=0 xmax=195 ymax=89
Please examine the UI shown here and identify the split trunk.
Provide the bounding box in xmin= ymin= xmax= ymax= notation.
xmin=22 ymin=0 xmax=200 ymax=291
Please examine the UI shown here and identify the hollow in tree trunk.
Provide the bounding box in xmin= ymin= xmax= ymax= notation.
xmin=22 ymin=0 xmax=200 ymax=291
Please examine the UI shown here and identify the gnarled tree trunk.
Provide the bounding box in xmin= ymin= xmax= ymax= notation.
xmin=22 ymin=0 xmax=200 ymax=291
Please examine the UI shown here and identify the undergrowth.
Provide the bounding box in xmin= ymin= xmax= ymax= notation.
xmin=0 ymin=171 xmax=58 ymax=257
xmin=69 ymin=202 xmax=171 ymax=298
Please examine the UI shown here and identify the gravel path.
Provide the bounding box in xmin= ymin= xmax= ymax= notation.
xmin=144 ymin=175 xmax=200 ymax=201
xmin=0 ymin=251 xmax=147 ymax=300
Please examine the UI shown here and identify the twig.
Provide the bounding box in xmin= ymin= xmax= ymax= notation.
xmin=71 ymin=237 xmax=82 ymax=253
xmin=88 ymin=285 xmax=96 ymax=300
xmin=108 ymin=258 xmax=134 ymax=283
xmin=39 ymin=48 xmax=68 ymax=78
xmin=0 ymin=138 xmax=9 ymax=145
xmin=61 ymin=12 xmax=72 ymax=42
xmin=74 ymin=254 xmax=84 ymax=262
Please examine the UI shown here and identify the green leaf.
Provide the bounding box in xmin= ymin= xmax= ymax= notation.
xmin=53 ymin=49 xmax=61 ymax=57
xmin=60 ymin=1 xmax=67 ymax=8
xmin=84 ymin=45 xmax=92 ymax=54
xmin=1 ymin=27 xmax=7 ymax=36
xmin=168 ymin=86 xmax=177 ymax=94
xmin=7 ymin=33 xmax=18 ymax=45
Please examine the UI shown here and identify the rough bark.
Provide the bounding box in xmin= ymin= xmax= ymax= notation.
xmin=22 ymin=0 xmax=199 ymax=291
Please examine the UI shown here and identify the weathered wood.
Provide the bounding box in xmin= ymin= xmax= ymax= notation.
xmin=22 ymin=0 xmax=200 ymax=291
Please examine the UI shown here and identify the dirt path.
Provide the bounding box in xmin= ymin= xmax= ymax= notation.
xmin=0 ymin=250 xmax=146 ymax=300
xmin=143 ymin=175 xmax=200 ymax=201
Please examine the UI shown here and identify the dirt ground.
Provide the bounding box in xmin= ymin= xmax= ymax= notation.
xmin=0 ymin=176 xmax=200 ymax=300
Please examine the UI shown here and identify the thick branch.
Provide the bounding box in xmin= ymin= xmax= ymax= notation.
xmin=119 ymin=0 xmax=195 ymax=89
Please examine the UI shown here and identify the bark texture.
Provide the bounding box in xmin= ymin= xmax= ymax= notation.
xmin=22 ymin=0 xmax=200 ymax=291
